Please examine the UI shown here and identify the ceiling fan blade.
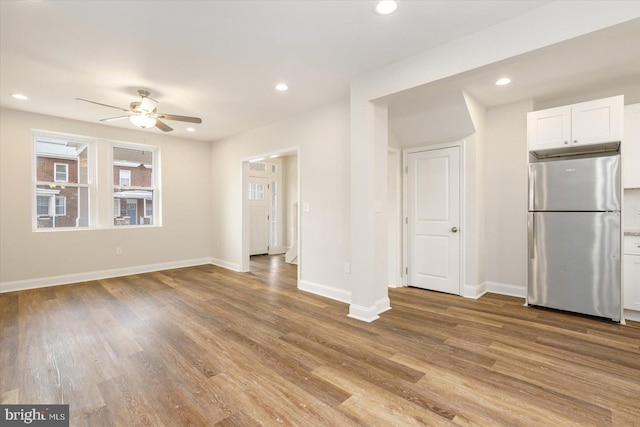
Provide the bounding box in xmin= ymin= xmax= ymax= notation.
xmin=100 ymin=115 xmax=130 ymax=122
xmin=155 ymin=113 xmax=202 ymax=124
xmin=76 ymin=98 xmax=130 ymax=112
xmin=155 ymin=119 xmax=173 ymax=132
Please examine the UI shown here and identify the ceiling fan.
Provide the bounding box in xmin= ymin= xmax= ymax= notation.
xmin=76 ymin=89 xmax=202 ymax=132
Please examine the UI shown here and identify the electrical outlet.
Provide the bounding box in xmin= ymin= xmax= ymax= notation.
xmin=116 ymin=247 xmax=123 ymax=256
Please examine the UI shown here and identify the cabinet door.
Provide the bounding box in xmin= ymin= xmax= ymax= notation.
xmin=623 ymin=103 xmax=640 ymax=189
xmin=527 ymin=105 xmax=571 ymax=151
xmin=624 ymin=254 xmax=640 ymax=311
xmin=571 ymin=95 xmax=624 ymax=146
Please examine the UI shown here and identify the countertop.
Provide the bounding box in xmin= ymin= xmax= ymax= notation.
xmin=625 ymin=229 xmax=640 ymax=236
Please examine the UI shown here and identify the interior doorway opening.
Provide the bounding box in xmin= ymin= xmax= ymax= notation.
xmin=242 ymin=148 xmax=300 ymax=285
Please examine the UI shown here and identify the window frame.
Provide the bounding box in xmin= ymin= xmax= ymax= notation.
xmin=32 ymin=131 xmax=95 ymax=231
xmin=54 ymin=196 xmax=66 ymax=216
xmin=119 ymin=169 xmax=131 ymax=186
xmin=54 ymin=162 xmax=69 ymax=182
xmin=111 ymin=142 xmax=161 ymax=228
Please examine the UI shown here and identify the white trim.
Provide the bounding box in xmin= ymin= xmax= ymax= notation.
xmin=623 ymin=309 xmax=640 ymax=323
xmin=485 ymin=281 xmax=526 ymax=298
xmin=388 ymin=279 xmax=405 ymax=289
xmin=298 ymin=279 xmax=351 ymax=304
xmin=463 ymin=282 xmax=487 ymax=299
xmin=347 ymin=304 xmax=380 ymax=322
xmin=0 ymin=258 xmax=213 ymax=294
xmin=463 ymin=281 xmax=526 ymax=299
xmin=387 ymin=147 xmax=402 ymax=289
xmin=376 ymin=296 xmax=392 ymax=314
xmin=209 ymin=257 xmax=242 ymax=272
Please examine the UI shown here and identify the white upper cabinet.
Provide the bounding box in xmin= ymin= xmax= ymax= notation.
xmin=623 ymin=103 xmax=640 ymax=189
xmin=528 ymin=95 xmax=624 ymax=157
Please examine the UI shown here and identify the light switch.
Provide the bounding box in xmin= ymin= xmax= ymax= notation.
xmin=374 ymin=200 xmax=382 ymax=213
xmin=303 ymin=202 xmax=310 ymax=213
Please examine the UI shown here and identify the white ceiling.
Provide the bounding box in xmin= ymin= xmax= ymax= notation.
xmin=1 ymin=2 xmax=638 ymax=143
xmin=0 ymin=0 xmax=554 ymax=142
xmin=386 ymin=18 xmax=640 ymax=146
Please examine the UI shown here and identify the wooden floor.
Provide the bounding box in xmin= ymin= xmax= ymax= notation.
xmin=1 ymin=255 xmax=639 ymax=426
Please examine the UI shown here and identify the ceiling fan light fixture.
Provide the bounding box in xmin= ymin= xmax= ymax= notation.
xmin=130 ymin=114 xmax=157 ymax=129
xmin=139 ymin=96 xmax=158 ymax=113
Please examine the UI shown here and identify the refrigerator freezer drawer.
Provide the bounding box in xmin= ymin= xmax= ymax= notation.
xmin=529 ymin=155 xmax=620 ymax=211
xmin=528 ymin=211 xmax=621 ymax=321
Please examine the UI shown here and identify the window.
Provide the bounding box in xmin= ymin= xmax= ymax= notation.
xmin=37 ymin=196 xmax=50 ymax=216
xmin=54 ymin=163 xmax=68 ymax=182
xmin=55 ymin=196 xmax=66 ymax=216
xmin=119 ymin=169 xmax=131 ymax=186
xmin=248 ymin=182 xmax=264 ymax=200
xmin=34 ymin=133 xmax=92 ymax=229
xmin=113 ymin=145 xmax=159 ymax=226
xmin=249 ymin=162 xmax=267 ymax=172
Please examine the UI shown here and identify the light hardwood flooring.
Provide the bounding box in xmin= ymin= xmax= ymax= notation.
xmin=1 ymin=255 xmax=639 ymax=426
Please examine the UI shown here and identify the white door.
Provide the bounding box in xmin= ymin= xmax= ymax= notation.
xmin=407 ymin=146 xmax=460 ymax=294
xmin=249 ymin=178 xmax=269 ymax=255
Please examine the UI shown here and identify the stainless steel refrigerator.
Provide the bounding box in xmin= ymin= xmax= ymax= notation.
xmin=527 ymin=154 xmax=621 ymax=321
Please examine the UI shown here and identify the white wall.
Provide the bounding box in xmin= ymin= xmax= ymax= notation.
xmin=482 ymin=100 xmax=533 ymax=295
xmin=0 ymin=108 xmax=212 ymax=290
xmin=210 ymin=98 xmax=351 ymax=302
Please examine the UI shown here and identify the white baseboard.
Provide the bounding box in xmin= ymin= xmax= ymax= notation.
xmin=298 ymin=279 xmax=351 ymax=304
xmin=0 ymin=257 xmax=213 ymax=294
xmin=485 ymin=281 xmax=526 ymax=298
xmin=209 ymin=257 xmax=242 ymax=272
xmin=462 ymin=281 xmax=526 ymax=299
xmin=348 ymin=303 xmax=380 ymax=322
xmin=624 ymin=309 xmax=640 ymax=323
xmin=376 ymin=297 xmax=392 ymax=314
xmin=463 ymin=282 xmax=487 ymax=299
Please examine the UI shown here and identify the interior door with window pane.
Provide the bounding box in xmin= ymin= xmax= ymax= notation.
xmin=249 ymin=178 xmax=269 ymax=255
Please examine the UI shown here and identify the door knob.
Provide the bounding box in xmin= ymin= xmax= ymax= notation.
xmin=451 ymin=227 xmax=458 ymax=233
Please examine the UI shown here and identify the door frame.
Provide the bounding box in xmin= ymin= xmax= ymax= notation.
xmin=403 ymin=141 xmax=465 ymax=294
xmin=241 ymin=146 xmax=301 ymax=284
xmin=388 ymin=147 xmax=403 ymax=288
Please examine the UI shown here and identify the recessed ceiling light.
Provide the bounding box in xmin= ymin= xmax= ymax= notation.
xmin=375 ymin=0 xmax=398 ymax=15
xmin=275 ymin=83 xmax=288 ymax=92
xmin=186 ymin=127 xmax=195 ymax=132
xmin=11 ymin=93 xmax=29 ymax=100
xmin=495 ymin=77 xmax=511 ymax=86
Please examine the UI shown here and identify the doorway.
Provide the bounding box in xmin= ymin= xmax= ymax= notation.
xmin=404 ymin=144 xmax=462 ymax=294
xmin=241 ymin=148 xmax=300 ymax=283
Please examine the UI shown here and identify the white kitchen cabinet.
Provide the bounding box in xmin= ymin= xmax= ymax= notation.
xmin=624 ymin=236 xmax=640 ymax=312
xmin=623 ymin=103 xmax=640 ymax=189
xmin=528 ymin=95 xmax=624 ymax=156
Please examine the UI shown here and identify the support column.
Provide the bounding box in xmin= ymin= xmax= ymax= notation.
xmin=349 ymin=96 xmax=390 ymax=322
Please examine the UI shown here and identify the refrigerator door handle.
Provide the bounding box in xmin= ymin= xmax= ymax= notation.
xmin=528 ymin=166 xmax=534 ymax=210
xmin=528 ymin=212 xmax=534 ymax=259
